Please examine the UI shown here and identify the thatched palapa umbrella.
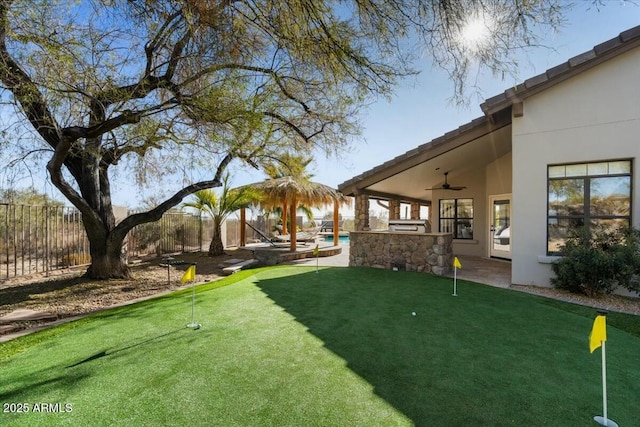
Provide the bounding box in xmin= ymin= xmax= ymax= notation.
xmin=241 ymin=176 xmax=350 ymax=251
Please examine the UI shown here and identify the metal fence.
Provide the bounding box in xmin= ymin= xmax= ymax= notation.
xmin=126 ymin=211 xmax=213 ymax=259
xmin=224 ymin=216 xmax=277 ymax=247
xmin=0 ymin=203 xmax=277 ymax=280
xmin=0 ymin=204 xmax=89 ymax=279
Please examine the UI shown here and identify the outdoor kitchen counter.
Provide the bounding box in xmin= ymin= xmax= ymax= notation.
xmin=349 ymin=231 xmax=453 ymax=275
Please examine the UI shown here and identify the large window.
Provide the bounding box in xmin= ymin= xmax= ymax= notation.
xmin=439 ymin=199 xmax=473 ymax=239
xmin=548 ymin=160 xmax=632 ymax=254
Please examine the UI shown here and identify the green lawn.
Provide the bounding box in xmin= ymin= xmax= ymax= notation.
xmin=1 ymin=266 xmax=639 ymax=426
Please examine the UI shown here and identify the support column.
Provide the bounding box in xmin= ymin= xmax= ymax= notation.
xmin=389 ymin=199 xmax=400 ymax=220
xmin=410 ymin=203 xmax=421 ymax=220
xmin=281 ymin=203 xmax=288 ymax=235
xmin=240 ymin=208 xmax=246 ymax=247
xmin=333 ymin=202 xmax=339 ymax=246
xmin=290 ymin=197 xmax=297 ymax=251
xmin=355 ymin=194 xmax=370 ymax=231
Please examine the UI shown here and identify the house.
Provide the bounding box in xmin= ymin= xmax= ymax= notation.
xmin=338 ymin=25 xmax=640 ymax=287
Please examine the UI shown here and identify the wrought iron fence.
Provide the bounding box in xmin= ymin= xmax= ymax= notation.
xmin=0 ymin=204 xmax=277 ymax=280
xmin=0 ymin=204 xmax=89 ymax=279
xmin=224 ymin=216 xmax=277 ymax=247
xmin=126 ymin=211 xmax=213 ymax=258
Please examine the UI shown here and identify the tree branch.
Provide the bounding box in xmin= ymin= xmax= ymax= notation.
xmin=112 ymin=152 xmax=236 ymax=240
xmin=263 ymin=111 xmax=311 ymax=142
xmin=63 ymin=110 xmax=142 ymax=140
xmin=45 ymin=137 xmax=105 ymax=235
xmin=0 ymin=3 xmax=60 ymax=149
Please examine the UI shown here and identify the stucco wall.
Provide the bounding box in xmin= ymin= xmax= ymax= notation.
xmin=433 ymin=167 xmax=487 ymax=257
xmin=512 ymin=48 xmax=640 ymax=286
xmin=486 ymin=153 xmax=512 ymax=196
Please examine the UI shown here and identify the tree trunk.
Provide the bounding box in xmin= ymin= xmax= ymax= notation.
xmin=85 ymin=231 xmax=131 ymax=279
xmin=208 ymin=221 xmax=225 ymax=256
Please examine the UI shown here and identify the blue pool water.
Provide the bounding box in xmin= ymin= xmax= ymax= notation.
xmin=323 ymin=235 xmax=350 ymax=243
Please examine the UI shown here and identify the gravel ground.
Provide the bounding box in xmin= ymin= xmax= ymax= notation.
xmin=0 ymin=249 xmax=254 ymax=337
xmin=1 ymin=250 xmax=638 ymax=339
xmin=510 ymin=284 xmax=640 ymax=315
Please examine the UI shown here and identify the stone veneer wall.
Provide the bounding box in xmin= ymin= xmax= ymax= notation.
xmin=349 ymin=231 xmax=453 ymax=275
xmin=388 ymin=199 xmax=400 ymax=220
xmin=410 ymin=203 xmax=420 ymax=220
xmin=354 ymin=194 xmax=370 ymax=231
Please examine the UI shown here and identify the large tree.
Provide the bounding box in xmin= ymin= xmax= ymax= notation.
xmin=0 ymin=0 xmax=565 ymax=278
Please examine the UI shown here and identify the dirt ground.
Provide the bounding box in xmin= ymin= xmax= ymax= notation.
xmin=0 ymin=249 xmax=254 ymax=337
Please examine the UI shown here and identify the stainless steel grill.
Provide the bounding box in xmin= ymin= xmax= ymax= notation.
xmin=388 ymin=219 xmax=431 ymax=233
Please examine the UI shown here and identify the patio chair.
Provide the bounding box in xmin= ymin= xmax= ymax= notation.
xmin=271 ymin=231 xmax=318 ymax=245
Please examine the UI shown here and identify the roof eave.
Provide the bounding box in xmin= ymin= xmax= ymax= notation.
xmin=481 ymin=25 xmax=640 ymax=116
xmin=338 ymin=112 xmax=511 ymax=196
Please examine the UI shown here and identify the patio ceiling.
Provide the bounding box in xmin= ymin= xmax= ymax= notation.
xmin=338 ymin=113 xmax=512 ymax=204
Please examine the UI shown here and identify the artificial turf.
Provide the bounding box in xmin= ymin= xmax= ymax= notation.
xmin=1 ymin=266 xmax=639 ymax=426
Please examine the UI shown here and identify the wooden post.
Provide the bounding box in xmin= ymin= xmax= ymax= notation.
xmin=290 ymin=197 xmax=297 ymax=252
xmin=240 ymin=207 xmax=246 ymax=247
xmin=333 ymin=202 xmax=339 ymax=246
xmin=281 ymin=202 xmax=288 ymax=235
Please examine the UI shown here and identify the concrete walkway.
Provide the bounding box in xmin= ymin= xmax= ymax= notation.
xmin=446 ymin=256 xmax=512 ymax=288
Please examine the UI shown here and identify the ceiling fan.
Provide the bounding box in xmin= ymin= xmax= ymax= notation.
xmin=425 ymin=172 xmax=466 ymax=191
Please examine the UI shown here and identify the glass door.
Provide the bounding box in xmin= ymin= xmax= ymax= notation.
xmin=490 ymin=196 xmax=511 ymax=259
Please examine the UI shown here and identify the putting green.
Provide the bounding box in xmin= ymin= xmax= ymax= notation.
xmin=1 ymin=266 xmax=639 ymax=426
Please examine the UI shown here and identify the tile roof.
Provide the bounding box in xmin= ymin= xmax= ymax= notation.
xmin=338 ymin=25 xmax=640 ymax=192
xmin=481 ymin=25 xmax=640 ymax=115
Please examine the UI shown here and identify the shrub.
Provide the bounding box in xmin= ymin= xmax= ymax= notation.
xmin=551 ymin=226 xmax=640 ymax=296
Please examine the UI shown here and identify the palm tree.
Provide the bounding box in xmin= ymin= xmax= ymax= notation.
xmin=261 ymin=155 xmax=316 ymax=233
xmin=241 ymin=153 xmax=350 ymax=251
xmin=184 ymin=174 xmax=259 ymax=256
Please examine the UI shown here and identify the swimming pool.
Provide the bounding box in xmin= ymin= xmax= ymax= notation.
xmin=323 ymin=235 xmax=350 ymax=243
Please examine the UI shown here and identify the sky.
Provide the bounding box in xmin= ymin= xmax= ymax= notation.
xmin=220 ymin=1 xmax=640 ymax=218
xmin=6 ymin=1 xmax=640 ymax=217
xmin=309 ymin=2 xmax=640 ymax=191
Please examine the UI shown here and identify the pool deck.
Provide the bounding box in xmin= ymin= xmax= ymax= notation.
xmin=283 ymin=242 xmax=350 ymax=268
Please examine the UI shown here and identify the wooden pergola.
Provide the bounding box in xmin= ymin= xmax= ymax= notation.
xmin=240 ymin=177 xmax=350 ymax=251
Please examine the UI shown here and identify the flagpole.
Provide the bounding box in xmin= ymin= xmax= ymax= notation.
xmin=191 ymin=279 xmax=195 ymax=324
xmin=314 ymin=244 xmax=319 ymax=274
xmin=592 ymin=309 xmax=617 ymax=427
xmin=453 ymin=266 xmax=457 ymax=296
xmin=601 ymin=340 xmax=608 ymax=425
xmin=185 ymin=263 xmax=201 ymax=330
xmin=452 ymin=257 xmax=461 ymax=296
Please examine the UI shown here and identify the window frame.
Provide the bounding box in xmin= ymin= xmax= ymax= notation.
xmin=547 ymin=159 xmax=633 ymax=255
xmin=439 ymin=198 xmax=474 ymax=240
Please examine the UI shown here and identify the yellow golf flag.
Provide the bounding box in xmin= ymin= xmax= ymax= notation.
xmin=180 ymin=265 xmax=196 ymax=284
xmin=313 ymin=244 xmax=319 ymax=256
xmin=453 ymin=257 xmax=462 ymax=269
xmin=589 ymin=315 xmax=607 ymax=353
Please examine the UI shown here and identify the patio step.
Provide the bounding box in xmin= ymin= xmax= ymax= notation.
xmin=222 ymin=259 xmax=259 ymax=275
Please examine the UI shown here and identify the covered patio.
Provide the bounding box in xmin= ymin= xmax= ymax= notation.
xmin=338 ymin=110 xmax=513 ymax=263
